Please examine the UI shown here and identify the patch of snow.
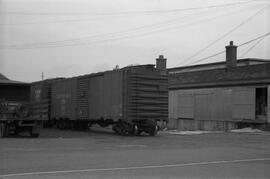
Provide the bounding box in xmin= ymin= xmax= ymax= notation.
xmin=119 ymin=145 xmax=147 ymax=148
xmin=230 ymin=128 xmax=263 ymax=133
xmin=162 ymin=130 xmax=221 ymax=135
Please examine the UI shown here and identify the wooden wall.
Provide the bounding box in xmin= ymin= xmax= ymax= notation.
xmin=169 ymin=86 xmax=263 ymax=125
xmin=268 ymin=85 xmax=270 ymax=123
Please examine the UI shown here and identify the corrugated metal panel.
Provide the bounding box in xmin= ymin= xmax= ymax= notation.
xmin=126 ymin=68 xmax=168 ymax=122
xmin=232 ymin=87 xmax=255 ymax=120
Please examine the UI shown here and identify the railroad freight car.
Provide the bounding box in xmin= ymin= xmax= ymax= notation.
xmin=50 ymin=57 xmax=168 ymax=136
xmin=30 ymin=78 xmax=63 ymax=127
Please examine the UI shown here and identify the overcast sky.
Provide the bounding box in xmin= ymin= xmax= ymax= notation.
xmin=0 ymin=0 xmax=269 ymax=82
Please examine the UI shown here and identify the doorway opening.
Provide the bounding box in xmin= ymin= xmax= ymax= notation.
xmin=255 ymin=87 xmax=267 ymax=119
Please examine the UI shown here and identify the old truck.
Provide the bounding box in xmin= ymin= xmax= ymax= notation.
xmin=0 ymin=74 xmax=40 ymax=137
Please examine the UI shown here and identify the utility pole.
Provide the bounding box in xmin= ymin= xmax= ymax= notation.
xmin=41 ymin=72 xmax=44 ymax=80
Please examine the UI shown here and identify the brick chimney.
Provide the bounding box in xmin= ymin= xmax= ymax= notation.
xmin=226 ymin=41 xmax=237 ymax=68
xmin=156 ymin=55 xmax=167 ymax=70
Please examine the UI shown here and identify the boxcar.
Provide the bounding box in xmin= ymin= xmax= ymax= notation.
xmin=51 ymin=64 xmax=168 ymax=135
xmin=30 ymin=78 xmax=63 ymax=127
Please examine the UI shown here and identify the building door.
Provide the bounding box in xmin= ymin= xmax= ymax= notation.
xmin=255 ymin=87 xmax=268 ymax=120
xmin=232 ymin=88 xmax=255 ymax=120
xmin=194 ymin=93 xmax=214 ymax=121
xmin=177 ymin=94 xmax=194 ymax=119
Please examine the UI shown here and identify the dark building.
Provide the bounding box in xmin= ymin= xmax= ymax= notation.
xmin=0 ymin=73 xmax=30 ymax=102
xmin=168 ymin=41 xmax=270 ymax=131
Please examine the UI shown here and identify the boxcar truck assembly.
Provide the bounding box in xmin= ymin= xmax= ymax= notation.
xmin=50 ymin=56 xmax=168 ymax=136
xmin=0 ymin=74 xmax=40 ymax=137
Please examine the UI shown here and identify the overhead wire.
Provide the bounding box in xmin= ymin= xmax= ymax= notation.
xmin=0 ymin=15 xmax=144 ymax=26
xmin=239 ymin=34 xmax=269 ymax=58
xmin=0 ymin=11 xmax=210 ymax=47
xmin=181 ymin=3 xmax=270 ymax=66
xmin=183 ymin=32 xmax=270 ymax=66
xmin=0 ymin=2 xmax=258 ymax=26
xmin=238 ymin=32 xmax=270 ymax=47
xmin=0 ymin=5 xmax=259 ymax=49
xmin=0 ymin=1 xmax=257 ymax=16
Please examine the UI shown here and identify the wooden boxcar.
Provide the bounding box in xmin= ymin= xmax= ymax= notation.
xmin=30 ymin=78 xmax=63 ymax=127
xmin=50 ymin=64 xmax=168 ymax=135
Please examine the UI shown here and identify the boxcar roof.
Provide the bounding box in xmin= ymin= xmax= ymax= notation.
xmin=76 ymin=64 xmax=155 ymax=79
xmin=31 ymin=77 xmax=65 ymax=84
xmin=31 ymin=64 xmax=156 ymax=82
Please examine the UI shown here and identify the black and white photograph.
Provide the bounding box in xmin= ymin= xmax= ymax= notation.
xmin=0 ymin=0 xmax=270 ymax=178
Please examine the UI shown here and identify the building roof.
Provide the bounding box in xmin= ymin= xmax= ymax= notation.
xmin=0 ymin=73 xmax=28 ymax=85
xmin=168 ymin=58 xmax=270 ymax=74
xmin=169 ymin=62 xmax=270 ymax=89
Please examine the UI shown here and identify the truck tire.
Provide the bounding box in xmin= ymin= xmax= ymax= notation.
xmin=0 ymin=123 xmax=5 ymax=137
xmin=133 ymin=124 xmax=138 ymax=136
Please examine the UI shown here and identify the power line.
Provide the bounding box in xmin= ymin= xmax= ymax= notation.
xmin=181 ymin=3 xmax=270 ymax=66
xmin=0 ymin=12 xmax=204 ymax=48
xmin=239 ymin=35 xmax=269 ymax=58
xmin=238 ymin=32 xmax=270 ymax=47
xmin=183 ymin=32 xmax=270 ymax=66
xmin=0 ymin=15 xmax=138 ymax=26
xmin=0 ymin=1 xmax=251 ymax=26
xmin=0 ymin=5 xmax=257 ymax=49
xmin=0 ymin=7 xmax=213 ymax=26
xmin=0 ymin=1 xmax=258 ymax=16
xmin=184 ymin=51 xmax=226 ymax=66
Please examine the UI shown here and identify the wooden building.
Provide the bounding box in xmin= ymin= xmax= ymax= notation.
xmin=168 ymin=41 xmax=270 ymax=131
